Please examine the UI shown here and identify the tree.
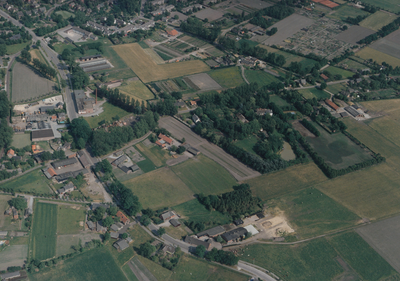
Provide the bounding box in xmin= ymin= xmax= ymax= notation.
xmin=121 ymin=233 xmax=128 ymax=239
xmin=0 ymin=44 xmax=6 ymax=56
xmin=9 ymin=197 xmax=27 ymax=210
xmin=107 ymin=206 xmax=118 ymax=216
xmin=70 ymin=118 xmax=92 ymax=148
xmin=194 ymin=245 xmax=206 ymax=258
xmin=140 ymin=215 xmax=151 ymax=226
xmin=0 ymin=91 xmax=10 ymax=118
xmin=320 ymin=82 xmax=327 ymax=90
xmin=102 ymin=216 xmax=114 ymax=227
xmin=157 ymin=227 xmax=166 ymax=237
xmin=104 ymin=232 xmax=111 ymax=241
xmin=138 ymin=242 xmax=156 ymax=258
xmin=21 ymin=49 xmax=31 ymax=62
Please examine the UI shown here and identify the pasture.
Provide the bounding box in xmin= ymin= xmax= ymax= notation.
xmin=170 ymin=154 xmax=237 ymax=195
xmin=29 ymin=247 xmax=127 ymax=281
xmin=11 ymin=133 xmax=31 ymax=148
xmin=113 ymin=43 xmax=210 ymax=83
xmin=84 ymin=102 xmax=130 ymax=128
xmin=234 ymin=135 xmax=258 ymax=155
xmin=0 ymin=245 xmax=28 ymax=271
xmin=135 ymin=256 xmax=172 ymax=281
xmin=1 ymin=169 xmax=52 ymax=194
xmin=359 ymin=11 xmax=398 ymax=31
xmin=208 ymin=67 xmax=245 ymax=88
xmin=356 ymin=47 xmax=400 ymax=67
xmin=135 ymin=142 xmax=170 ymax=167
xmin=326 ymin=83 xmax=347 ymax=95
xmin=118 ymin=80 xmax=154 ymax=101
xmin=122 ymin=167 xmax=194 ymax=209
xmin=329 ymin=5 xmax=370 ymax=22
xmin=31 ymin=203 xmax=57 ymax=261
xmin=57 ymin=204 xmax=85 ymax=235
xmin=341 ymin=58 xmax=368 ymax=71
xmin=127 ymin=224 xmax=153 ymax=248
xmin=298 ymin=88 xmax=330 ymax=100
xmin=324 ymin=66 xmax=355 ymax=79
xmin=7 ymin=41 xmax=31 ymax=55
xmin=244 ymin=69 xmax=281 ymax=87
xmin=12 ymin=62 xmax=56 ymax=103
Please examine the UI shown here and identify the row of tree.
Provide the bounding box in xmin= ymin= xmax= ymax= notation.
xmin=301 ymin=119 xmax=320 ymax=137
xmin=358 ymin=17 xmax=400 ymax=44
xmin=180 ymin=17 xmax=221 ymax=42
xmin=195 ymin=246 xmax=239 ymax=266
xmin=108 ymin=181 xmax=141 ymax=216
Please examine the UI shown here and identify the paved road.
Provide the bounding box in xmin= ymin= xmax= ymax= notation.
xmin=238 ymin=261 xmax=276 ymax=281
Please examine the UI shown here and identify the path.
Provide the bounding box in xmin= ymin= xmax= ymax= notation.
xmin=240 ymin=65 xmax=250 ymax=84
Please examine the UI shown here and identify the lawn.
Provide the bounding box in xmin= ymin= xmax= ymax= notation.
xmin=341 ymin=58 xmax=369 ymax=71
xmin=56 ymin=204 xmax=85 ymax=235
xmin=244 ymin=69 xmax=281 ymax=87
xmin=306 ymin=124 xmax=372 ymax=170
xmin=1 ymin=169 xmax=52 ymax=194
xmin=84 ymin=102 xmax=130 ymax=128
xmin=29 ymin=247 xmax=127 ymax=281
xmin=11 ymin=133 xmax=31 ymax=148
xmin=0 ymin=245 xmax=28 ymax=271
xmin=118 ymin=80 xmax=154 ymax=101
xmin=122 ymin=167 xmax=194 ymax=209
xmin=234 ymin=135 xmax=258 ymax=155
xmin=208 ymin=67 xmax=245 ymax=88
xmin=270 ymin=94 xmax=290 ymax=107
xmin=170 ymin=155 xmax=237 ymax=195
xmin=7 ymin=41 xmax=32 ymax=55
xmin=127 ymin=224 xmax=153 ymax=248
xmin=56 ymin=235 xmax=80 ymax=256
xmin=298 ymin=88 xmax=330 ymax=100
xmin=31 ymin=203 xmax=57 ymax=261
xmin=325 ymin=66 xmax=355 ymax=79
xmin=328 ymin=5 xmax=371 ymax=21
xmin=55 ymin=10 xmax=75 ymax=19
xmin=326 ymin=83 xmax=347 ymax=95
xmin=172 ymin=199 xmax=231 ymax=228
xmin=359 ymin=11 xmax=398 ymax=31
xmin=357 ymin=47 xmax=400 ymax=67
xmin=135 ymin=143 xmax=170 ymax=167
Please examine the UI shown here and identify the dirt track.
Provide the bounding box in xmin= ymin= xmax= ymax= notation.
xmin=158 ymin=117 xmax=260 ymax=181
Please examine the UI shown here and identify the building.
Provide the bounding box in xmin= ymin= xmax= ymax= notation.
xmin=187 ymin=147 xmax=200 ymax=156
xmin=184 ymin=236 xmax=212 ymax=251
xmin=112 ymin=155 xmax=128 ymax=166
xmin=87 ymin=220 xmax=96 ymax=230
xmin=197 ymin=225 xmax=225 ymax=238
xmin=42 ymin=167 xmax=57 ymax=179
xmin=57 ymin=182 xmax=75 ymax=195
xmin=166 ymin=29 xmax=178 ymax=36
xmin=320 ymin=74 xmax=329 ymax=81
xmin=113 ymin=239 xmax=130 ymax=251
xmin=192 ymin=114 xmax=200 ymax=123
xmin=255 ymin=108 xmax=273 ymax=116
xmin=110 ymin=232 xmax=119 ymax=239
xmin=52 ymin=158 xmax=78 ymax=169
xmin=12 ymin=208 xmax=18 ymax=220
xmin=160 ymin=211 xmax=176 ymax=221
xmin=55 ymin=168 xmax=89 ymax=182
xmin=170 ymin=219 xmax=181 ymax=227
xmin=6 ymin=149 xmax=15 ymax=158
xmin=0 ymin=231 xmax=8 ymax=237
xmin=158 ymin=134 xmax=173 ymax=145
xmin=325 ymin=99 xmax=339 ymax=111
xmin=116 ymin=211 xmax=130 ymax=225
xmin=221 ymin=227 xmax=248 ymax=243
xmin=233 ymin=219 xmax=243 ymax=226
xmin=162 ymin=244 xmax=176 ymax=255
xmin=57 ymin=112 xmax=66 ymax=121
xmin=39 ymin=105 xmax=56 ymax=113
xmin=174 ymin=101 xmax=185 ymax=108
xmin=344 ymin=106 xmax=364 ymax=118
xmin=78 ymin=54 xmax=102 ymax=62
xmin=0 ymin=271 xmax=21 ymax=280
xmin=32 ymin=129 xmax=55 ymax=141
xmin=110 ymin=223 xmax=123 ymax=232
xmin=77 ymin=150 xmax=91 ymax=168
xmin=156 ymin=140 xmax=166 ymax=148
xmin=74 ymin=90 xmax=95 ymax=114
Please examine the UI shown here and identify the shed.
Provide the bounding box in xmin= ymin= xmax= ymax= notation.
xmin=32 ymin=129 xmax=55 ymax=141
xmin=197 ymin=225 xmax=225 ymax=238
xmin=0 ymin=271 xmax=21 ymax=280
xmin=233 ymin=219 xmax=243 ymax=226
xmin=87 ymin=221 xmax=96 ymax=230
xmin=0 ymin=231 xmax=8 ymax=237
xmin=110 ymin=232 xmax=119 ymax=239
xmin=114 ymin=239 xmax=129 ymax=251
xmin=187 ymin=147 xmax=200 ymax=156
xmin=51 ymin=158 xmax=78 ymax=169
xmin=221 ymin=227 xmax=248 ymax=243
xmin=170 ymin=219 xmax=181 ymax=227
xmin=160 ymin=211 xmax=175 ymax=221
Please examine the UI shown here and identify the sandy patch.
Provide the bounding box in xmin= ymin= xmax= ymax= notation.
xmin=258 ymin=210 xmax=294 ymax=238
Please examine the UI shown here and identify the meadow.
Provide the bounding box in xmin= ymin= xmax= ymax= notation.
xmin=84 ymin=102 xmax=130 ymax=128
xmin=324 ymin=66 xmax=355 ymax=79
xmin=135 ymin=256 xmax=172 ymax=281
xmin=356 ymin=47 xmax=400 ymax=67
xmin=358 ymin=0 xmax=400 ymax=13
xmin=341 ymin=58 xmax=368 ymax=71
xmin=325 ymin=83 xmax=347 ymax=95
xmin=258 ymin=45 xmax=317 ymax=69
xmin=31 ymin=203 xmax=57 ymax=261
xmin=127 ymin=224 xmax=153 ymax=248
xmin=122 ymin=167 xmax=194 ymax=209
xmin=270 ymin=94 xmax=290 ymax=107
xmin=0 ymin=195 xmax=19 ymax=231
xmin=170 ymin=155 xmax=237 ymax=195
xmin=1 ymin=169 xmax=52 ymax=194
xmin=298 ymin=88 xmax=330 ymax=100
xmin=328 ymin=5 xmax=370 ymax=21
xmin=113 ymin=43 xmax=210 ymax=83
xmin=7 ymin=41 xmax=31 ymax=55
xmin=135 ymin=142 xmax=170 ymax=167
xmin=56 ymin=204 xmax=85 ymax=235
xmin=118 ymin=80 xmax=154 ymax=102
xmin=11 ymin=133 xmax=31 ymax=148
xmin=234 ymin=135 xmax=258 ymax=155
xmin=359 ymin=11 xmax=398 ymax=31
xmin=244 ymin=69 xmax=281 ymax=87
xmin=208 ymin=67 xmax=245 ymax=88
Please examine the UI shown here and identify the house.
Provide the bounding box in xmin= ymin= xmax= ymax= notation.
xmin=197 ymin=225 xmax=225 ymax=238
xmin=221 ymin=227 xmax=248 ymax=243
xmin=187 ymin=147 xmax=200 ymax=156
xmin=110 ymin=223 xmax=123 ymax=232
xmin=0 ymin=271 xmax=21 ymax=281
xmin=50 ymin=115 xmax=57 ymax=122
xmin=237 ymin=113 xmax=248 ymax=123
xmin=158 ymin=134 xmax=173 ymax=145
xmin=166 ymin=29 xmax=178 ymax=36
xmin=32 ymin=129 xmax=55 ymax=141
xmin=233 ymin=219 xmax=243 ymax=226
xmin=190 ymin=100 xmax=197 ymax=106
xmin=38 ymin=7 xmax=46 ymax=13
xmin=116 ymin=211 xmax=130 ymax=225
xmin=6 ymin=149 xmax=15 ymax=158
xmin=256 ymin=108 xmax=273 ymax=116
xmin=52 ymin=158 xmax=78 ymax=169
xmin=325 ymin=99 xmax=339 ymax=111
xmin=57 ymin=182 xmax=75 ymax=195
xmin=162 ymin=244 xmax=176 ymax=255
xmin=320 ymin=74 xmax=329 ymax=81
xmin=112 ymin=155 xmax=128 ymax=166
xmin=156 ymin=140 xmax=166 ymax=148
xmin=160 ymin=211 xmax=176 ymax=221
xmin=192 ymin=114 xmax=200 ymax=123
xmin=32 ymin=144 xmax=41 ymax=154
xmin=300 ymin=79 xmax=307 ymax=86
xmin=9 ymin=34 xmax=21 ymax=41
xmin=87 ymin=221 xmax=96 ymax=230
xmin=113 ymin=239 xmax=130 ymax=251
xmin=174 ymin=101 xmax=185 ymax=108
xmin=170 ymin=219 xmax=181 ymax=227
xmin=24 ymin=208 xmax=32 ymax=218
xmin=110 ymin=232 xmax=119 ymax=239
xmin=74 ymin=90 xmax=95 ymax=114
xmin=185 ymin=236 xmax=212 ymax=251
xmin=152 ymin=0 xmax=164 ymax=5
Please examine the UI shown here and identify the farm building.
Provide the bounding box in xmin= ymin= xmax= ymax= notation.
xmin=74 ymin=90 xmax=95 ymax=114
xmin=320 ymin=74 xmax=329 ymax=81
xmin=170 ymin=219 xmax=181 ymax=227
xmin=26 ymin=114 xmax=48 ymax=122
xmin=197 ymin=225 xmax=225 ymax=238
xmin=160 ymin=211 xmax=176 ymax=221
xmin=52 ymin=158 xmax=78 ymax=169
xmin=57 ymin=182 xmax=75 ymax=195
xmin=187 ymin=147 xmax=200 ymax=156
xmin=244 ymin=225 xmax=259 ymax=236
xmin=112 ymin=155 xmax=128 ymax=166
xmin=77 ymin=150 xmax=91 ymax=168
xmin=158 ymin=134 xmax=173 ymax=145
xmin=221 ymin=227 xmax=248 ymax=243
xmin=325 ymin=99 xmax=339 ymax=111
xmin=113 ymin=239 xmax=130 ymax=251
xmin=340 ymin=112 xmax=349 ymax=118
xmin=156 ymin=140 xmax=166 ymax=148
xmin=166 ymin=29 xmax=178 ymax=36
xmin=174 ymin=101 xmax=185 ymax=108
xmin=31 ymin=129 xmax=55 ymax=141
xmin=42 ymin=167 xmax=57 ymax=179
xmin=344 ymin=106 xmax=364 ymax=118
xmin=111 ymin=223 xmax=124 ymax=232
xmin=39 ymin=105 xmax=56 ymax=113
xmin=0 ymin=231 xmax=8 ymax=237
xmin=110 ymin=232 xmax=119 ymax=239
xmin=55 ymin=168 xmax=89 ymax=182
xmin=78 ymin=54 xmax=102 ymax=62
xmin=116 ymin=211 xmax=130 ymax=225
xmin=233 ymin=219 xmax=243 ymax=226
xmin=185 ymin=236 xmax=212 ymax=251
xmin=96 ymin=223 xmax=107 ymax=233
xmin=87 ymin=221 xmax=96 ymax=230
xmin=162 ymin=244 xmax=176 ymax=255
xmin=192 ymin=114 xmax=200 ymax=123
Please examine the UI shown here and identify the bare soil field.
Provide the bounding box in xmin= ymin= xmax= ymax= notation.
xmin=0 ymin=245 xmax=27 ymax=270
xmin=263 ymin=14 xmax=314 ymax=46
xmin=158 ymin=116 xmax=260 ymax=181
xmin=113 ymin=43 xmax=210 ymax=83
xmin=336 ymin=25 xmax=375 ymax=44
xmin=12 ymin=62 xmax=56 ymax=103
xmin=194 ymin=8 xmax=224 ymax=21
xmin=185 ymin=73 xmax=221 ymax=91
xmin=370 ymin=29 xmax=400 ymax=59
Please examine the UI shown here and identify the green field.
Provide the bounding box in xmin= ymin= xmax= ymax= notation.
xmin=1 ymin=169 xmax=52 ymax=194
xmin=127 ymin=224 xmax=153 ymax=248
xmin=31 ymin=203 xmax=57 ymax=261
xmin=298 ymin=88 xmax=330 ymax=100
xmin=119 ymin=80 xmax=154 ymax=102
xmin=102 ymin=45 xmax=130 ymax=71
xmin=234 ymin=135 xmax=258 ymax=155
xmin=270 ymin=94 xmax=290 ymax=107
xmin=306 ymin=124 xmax=372 ymax=169
xmin=122 ymin=264 xmax=139 ymax=281
xmin=7 ymin=41 xmax=32 ymax=55
xmin=359 ymin=11 xmax=398 ymax=31
xmin=258 ymin=45 xmax=317 ymax=69
xmin=325 ymin=66 xmax=355 ymax=79
xmin=244 ymin=69 xmax=281 ymax=87
xmin=341 ymin=58 xmax=369 ymax=71
xmin=208 ymin=67 xmax=245 ymax=88
xmin=170 ymin=155 xmax=237 ymax=195
xmin=357 ymin=47 xmax=400 ymax=68
xmin=84 ymin=102 xmax=131 ymax=128
xmin=326 ymin=83 xmax=347 ymax=95
xmin=173 ymin=199 xmax=231 ymax=228
xmin=123 ymin=167 xmax=194 ymax=209
xmin=135 ymin=142 xmax=170 ymax=167
xmin=328 ymin=5 xmax=370 ymax=21
xmin=108 ymin=243 xmax=136 ymax=267
xmin=29 ymin=247 xmax=127 ymax=281
xmin=11 ymin=133 xmax=31 ymax=148
xmin=155 ymin=50 xmax=173 ymax=61
xmin=135 ymin=255 xmax=172 ymax=281
xmin=358 ymin=0 xmax=400 ymax=13
xmin=55 ymin=10 xmax=75 ymax=19
xmin=56 ymin=204 xmax=85 ymax=235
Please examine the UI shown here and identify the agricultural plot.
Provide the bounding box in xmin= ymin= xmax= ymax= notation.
xmin=359 ymin=11 xmax=398 ymax=31
xmin=366 ymin=88 xmax=398 ymax=99
xmin=143 ymin=48 xmax=170 ymax=64
xmin=31 ymin=203 xmax=57 ymax=261
xmin=135 ymin=256 xmax=172 ymax=281
xmin=336 ymin=25 xmax=375 ymax=45
xmin=0 ymin=245 xmax=28 ymax=271
xmin=329 ymin=5 xmax=371 ymax=21
xmin=203 ymin=45 xmax=225 ymax=57
xmin=122 ymin=167 xmax=194 ymax=209
xmin=325 ymin=83 xmax=347 ymax=95
xmin=184 ymin=73 xmax=221 ymax=91
xmin=113 ymin=43 xmax=210 ymax=83
xmin=208 ymin=67 xmax=245 ymax=88
xmin=1 ymin=169 xmax=52 ymax=194
xmin=244 ymin=69 xmax=281 ymax=87
xmin=179 ymin=36 xmax=208 ymax=48
xmin=12 ymin=62 xmax=56 ymax=103
xmin=11 ymin=133 xmax=31 ymax=148
xmin=118 ymin=80 xmax=154 ymax=102
xmin=356 ymin=47 xmax=400 ymax=67
xmin=57 ymin=204 xmax=85 ymax=235
xmin=370 ymin=29 xmax=400 ymax=60
xmin=359 ymin=0 xmax=400 ymax=13
xmin=56 ymin=235 xmax=80 ymax=256
xmin=153 ymin=79 xmax=183 ymax=94
xmin=84 ymin=102 xmax=130 ymax=128
xmin=135 ymin=142 xmax=170 ymax=167
xmin=122 ymin=264 xmax=139 ymax=281
xmin=324 ymin=66 xmax=355 ymax=78
xmin=170 ymin=155 xmax=237 ymax=195
xmin=298 ymin=88 xmax=330 ymax=100
xmin=194 ymin=8 xmax=224 ymax=21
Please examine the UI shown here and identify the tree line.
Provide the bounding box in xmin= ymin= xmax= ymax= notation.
xmin=34 ymin=13 xmax=69 ymax=36
xmin=358 ymin=17 xmax=400 ymax=44
xmin=301 ymin=119 xmax=320 ymax=137
xmin=194 ymin=246 xmax=239 ymax=266
xmin=180 ymin=17 xmax=221 ymax=42
xmin=108 ymin=181 xmax=141 ymax=216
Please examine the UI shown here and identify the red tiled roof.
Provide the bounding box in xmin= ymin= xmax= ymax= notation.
xmin=158 ymin=133 xmax=172 ymax=145
xmin=320 ymin=74 xmax=329 ymax=80
xmin=7 ymin=149 xmax=15 ymax=156
xmin=325 ymin=99 xmax=339 ymax=111
xmin=167 ymin=29 xmax=178 ymax=36
xmin=116 ymin=211 xmax=129 ymax=224
xmin=156 ymin=140 xmax=165 ymax=147
xmin=47 ymin=168 xmax=57 ymax=177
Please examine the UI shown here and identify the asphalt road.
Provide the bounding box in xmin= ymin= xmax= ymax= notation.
xmin=238 ymin=261 xmax=276 ymax=281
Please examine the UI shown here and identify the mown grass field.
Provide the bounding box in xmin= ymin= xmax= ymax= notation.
xmin=11 ymin=133 xmax=31 ymax=148
xmin=55 ymin=10 xmax=75 ymax=19
xmin=127 ymin=224 xmax=153 ymax=248
xmin=56 ymin=204 xmax=85 ymax=235
xmin=359 ymin=11 xmax=398 ymax=31
xmin=325 ymin=66 xmax=355 ymax=79
xmin=135 ymin=255 xmax=172 ymax=281
xmin=298 ymin=88 xmax=330 ymax=100
xmin=170 ymin=155 xmax=237 ymax=195
xmin=329 ymin=5 xmax=371 ymax=21
xmin=119 ymin=80 xmax=154 ymax=102
xmin=326 ymin=83 xmax=347 ymax=95
xmin=31 ymin=203 xmax=57 ymax=261
xmin=270 ymin=94 xmax=290 ymax=107
xmin=1 ymin=169 xmax=52 ymax=194
xmin=234 ymin=135 xmax=258 ymax=155
xmin=123 ymin=167 xmax=194 ymax=209
xmin=135 ymin=143 xmax=170 ymax=167
xmin=244 ymin=69 xmax=281 ymax=87
xmin=357 ymin=47 xmax=400 ymax=67
xmin=341 ymin=58 xmax=368 ymax=71
xmin=7 ymin=41 xmax=31 ymax=55
xmin=29 ymin=247 xmax=127 ymax=281
xmin=208 ymin=66 xmax=245 ymax=88
xmin=108 ymin=243 xmax=135 ymax=267
xmin=113 ymin=43 xmax=210 ymax=83
xmin=84 ymin=102 xmax=130 ymax=128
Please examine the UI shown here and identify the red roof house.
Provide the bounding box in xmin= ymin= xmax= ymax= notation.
xmin=167 ymin=29 xmax=178 ymax=36
xmin=116 ymin=211 xmax=130 ymax=225
xmin=158 ymin=134 xmax=173 ymax=145
xmin=7 ymin=149 xmax=15 ymax=158
xmin=325 ymin=99 xmax=339 ymax=111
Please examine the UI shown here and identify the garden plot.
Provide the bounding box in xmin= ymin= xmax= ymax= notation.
xmin=185 ymin=73 xmax=221 ymax=91
xmin=155 ymin=79 xmax=181 ymax=93
xmin=179 ymin=36 xmax=208 ymax=48
xmin=336 ymin=25 xmax=375 ymax=45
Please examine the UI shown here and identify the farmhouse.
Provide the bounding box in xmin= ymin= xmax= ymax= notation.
xmin=160 ymin=211 xmax=176 ymax=221
xmin=345 ymin=106 xmax=364 ymax=118
xmin=52 ymin=158 xmax=78 ymax=170
xmin=185 ymin=236 xmax=212 ymax=251
xmin=221 ymin=227 xmax=248 ymax=243
xmin=166 ymin=29 xmax=178 ymax=36
xmin=97 ymin=223 xmax=107 ymax=233
xmin=162 ymin=244 xmax=176 ymax=255
xmin=197 ymin=225 xmax=225 ymax=238
xmin=116 ymin=211 xmax=130 ymax=225
xmin=31 ymin=129 xmax=55 ymax=141
xmin=192 ymin=114 xmax=200 ymax=123
xmin=42 ymin=167 xmax=57 ymax=179
xmin=325 ymin=99 xmax=339 ymax=111
xmin=158 ymin=134 xmax=173 ymax=145
xmin=6 ymin=149 xmax=15 ymax=158
xmin=55 ymin=168 xmax=89 ymax=182
xmin=170 ymin=219 xmax=181 ymax=227
xmin=74 ymin=90 xmax=95 ymax=114
xmin=320 ymin=74 xmax=329 ymax=81
xmin=57 ymin=182 xmax=75 ymax=195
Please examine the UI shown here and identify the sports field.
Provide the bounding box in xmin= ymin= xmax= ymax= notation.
xmin=359 ymin=11 xmax=398 ymax=31
xmin=298 ymin=88 xmax=330 ymax=100
xmin=170 ymin=155 xmax=237 ymax=195
xmin=113 ymin=43 xmax=210 ymax=83
xmin=123 ymin=167 xmax=194 ymax=209
xmin=31 ymin=203 xmax=57 ymax=261
xmin=84 ymin=102 xmax=130 ymax=128
xmin=118 ymin=80 xmax=154 ymax=102
xmin=208 ymin=67 xmax=245 ymax=88
xmin=244 ymin=69 xmax=281 ymax=87
xmin=1 ymin=169 xmax=52 ymax=194
xmin=324 ymin=66 xmax=355 ymax=79
xmin=356 ymin=47 xmax=400 ymax=67
xmin=11 ymin=133 xmax=31 ymax=148
xmin=57 ymin=204 xmax=85 ymax=235
xmin=29 ymin=247 xmax=127 ymax=281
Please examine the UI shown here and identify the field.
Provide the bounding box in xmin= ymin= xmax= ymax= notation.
xmin=31 ymin=203 xmax=57 ymax=261
xmin=29 ymin=247 xmax=127 ymax=281
xmin=135 ymin=142 xmax=170 ymax=167
xmin=341 ymin=58 xmax=368 ymax=70
xmin=122 ymin=167 xmax=194 ymax=209
xmin=0 ymin=195 xmax=21 ymax=231
xmin=270 ymin=94 xmax=290 ymax=107
xmin=244 ymin=69 xmax=281 ymax=87
xmin=84 ymin=102 xmax=130 ymax=128
xmin=306 ymin=125 xmax=372 ymax=169
xmin=113 ymin=43 xmax=210 ymax=83
xmin=55 ymin=10 xmax=75 ymax=19
xmin=359 ymin=11 xmax=398 ymax=31
xmin=356 ymin=47 xmax=400 ymax=67
xmin=143 ymin=48 xmax=164 ymax=64
xmin=329 ymin=5 xmax=370 ymax=22
xmin=127 ymin=224 xmax=153 ymax=248
xmin=135 ymin=256 xmax=172 ymax=281
xmin=336 ymin=25 xmax=376 ymax=45
xmin=359 ymin=0 xmax=400 ymax=13
xmin=56 ymin=235 xmax=80 ymax=256
xmin=258 ymin=45 xmax=317 ymax=69
xmin=102 ymin=45 xmax=132 ymax=72
xmin=11 ymin=133 xmax=31 ymax=148
xmin=122 ymin=264 xmax=139 ymax=281
xmin=298 ymin=88 xmax=330 ymax=100
xmin=185 ymin=73 xmax=221 ymax=91
xmin=208 ymin=67 xmax=245 ymax=88
xmin=324 ymin=66 xmax=355 ymax=79
xmin=234 ymin=135 xmax=258 ymax=155
xmin=326 ymin=83 xmax=347 ymax=95
xmin=0 ymin=245 xmax=28 ymax=271
xmin=118 ymin=80 xmax=154 ymax=102
xmin=7 ymin=41 xmax=31 ymax=55
xmin=56 ymin=204 xmax=85 ymax=235
xmin=12 ymin=62 xmax=56 ymax=103
xmin=1 ymin=169 xmax=52 ymax=194
xmin=170 ymin=155 xmax=237 ymax=195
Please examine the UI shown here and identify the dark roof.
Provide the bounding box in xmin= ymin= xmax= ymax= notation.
xmin=187 ymin=147 xmax=200 ymax=155
xmin=40 ymin=105 xmax=56 ymax=112
xmin=119 ymin=166 xmax=130 ymax=173
xmin=160 ymin=211 xmax=175 ymax=220
xmin=0 ymin=271 xmax=21 ymax=279
xmin=344 ymin=106 xmax=362 ymax=117
xmin=114 ymin=239 xmax=129 ymax=250
xmin=184 ymin=236 xmax=211 ymax=248
xmin=52 ymin=158 xmax=78 ymax=169
xmin=55 ymin=168 xmax=89 ymax=181
xmin=110 ymin=232 xmax=119 ymax=239
xmin=112 ymin=155 xmax=128 ymax=166
xmin=80 ymin=54 xmax=102 ymax=60
xmin=256 ymin=212 xmax=265 ymax=219
xmin=87 ymin=221 xmax=95 ymax=229
xmin=32 ymin=129 xmax=54 ymax=140
xmin=197 ymin=225 xmax=225 ymax=237
xmin=130 ymin=164 xmax=140 ymax=172
xmin=170 ymin=219 xmax=181 ymax=227
xmin=233 ymin=219 xmax=243 ymax=226
xmin=221 ymin=227 xmax=247 ymax=241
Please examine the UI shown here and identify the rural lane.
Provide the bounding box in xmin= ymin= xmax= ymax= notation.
xmin=238 ymin=261 xmax=276 ymax=281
